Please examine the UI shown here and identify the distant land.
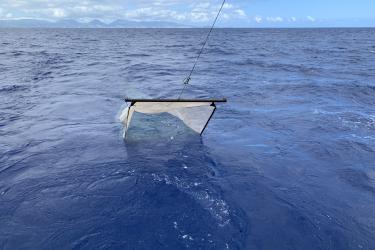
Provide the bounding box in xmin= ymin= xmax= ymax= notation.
xmin=0 ymin=18 xmax=374 ymax=28
xmin=0 ymin=19 xmax=190 ymax=28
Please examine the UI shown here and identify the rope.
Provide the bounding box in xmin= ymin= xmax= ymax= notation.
xmin=178 ymin=0 xmax=226 ymax=99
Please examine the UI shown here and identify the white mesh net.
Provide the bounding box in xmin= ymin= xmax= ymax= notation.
xmin=120 ymin=102 xmax=216 ymax=137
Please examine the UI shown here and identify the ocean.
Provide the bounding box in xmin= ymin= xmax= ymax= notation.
xmin=0 ymin=28 xmax=374 ymax=249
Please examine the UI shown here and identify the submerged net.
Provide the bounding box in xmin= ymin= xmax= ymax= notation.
xmin=120 ymin=101 xmax=216 ymax=137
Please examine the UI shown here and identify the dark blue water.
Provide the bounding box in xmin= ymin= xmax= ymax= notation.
xmin=1 ymin=28 xmax=375 ymax=249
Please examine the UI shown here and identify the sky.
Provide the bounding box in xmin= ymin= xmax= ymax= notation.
xmin=0 ymin=0 xmax=374 ymax=27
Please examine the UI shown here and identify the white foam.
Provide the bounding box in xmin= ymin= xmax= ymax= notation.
xmin=152 ymin=173 xmax=231 ymax=226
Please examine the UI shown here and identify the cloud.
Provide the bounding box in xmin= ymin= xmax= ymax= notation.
xmin=52 ymin=8 xmax=66 ymax=18
xmin=307 ymin=16 xmax=315 ymax=22
xmin=125 ymin=7 xmax=188 ymax=22
xmin=266 ymin=16 xmax=283 ymax=22
xmin=186 ymin=2 xmax=247 ymax=23
xmin=235 ymin=9 xmax=246 ymax=18
xmin=254 ymin=15 xmax=262 ymax=23
xmin=0 ymin=0 xmax=248 ymax=24
xmin=223 ymin=3 xmax=234 ymax=9
xmin=0 ymin=6 xmax=13 ymax=18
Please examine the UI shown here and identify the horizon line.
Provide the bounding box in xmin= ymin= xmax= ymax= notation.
xmin=1 ymin=27 xmax=374 ymax=29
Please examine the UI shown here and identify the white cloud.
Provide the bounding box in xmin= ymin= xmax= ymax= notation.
xmin=266 ymin=16 xmax=283 ymax=22
xmin=223 ymin=3 xmax=234 ymax=10
xmin=0 ymin=0 xmax=248 ymax=24
xmin=221 ymin=13 xmax=230 ymax=20
xmin=187 ymin=2 xmax=247 ymax=23
xmin=235 ymin=9 xmax=246 ymax=18
xmin=191 ymin=2 xmax=210 ymax=11
xmin=52 ymin=8 xmax=66 ymax=18
xmin=254 ymin=15 xmax=262 ymax=23
xmin=307 ymin=16 xmax=315 ymax=22
xmin=190 ymin=11 xmax=209 ymax=22
xmin=290 ymin=17 xmax=297 ymax=22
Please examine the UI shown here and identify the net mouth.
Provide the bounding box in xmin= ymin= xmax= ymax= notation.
xmin=121 ymin=98 xmax=226 ymax=138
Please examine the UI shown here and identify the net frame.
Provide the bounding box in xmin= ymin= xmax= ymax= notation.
xmin=122 ymin=98 xmax=227 ymax=137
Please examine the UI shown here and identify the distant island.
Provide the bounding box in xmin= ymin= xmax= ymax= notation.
xmin=0 ymin=19 xmax=191 ymax=28
xmin=1 ymin=18 xmax=374 ymax=29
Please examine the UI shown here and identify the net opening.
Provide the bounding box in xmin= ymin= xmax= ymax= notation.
xmin=120 ymin=99 xmax=226 ymax=138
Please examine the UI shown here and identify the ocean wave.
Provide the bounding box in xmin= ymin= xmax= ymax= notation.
xmin=151 ymin=173 xmax=231 ymax=227
xmin=0 ymin=85 xmax=29 ymax=93
xmin=1 ymin=28 xmax=375 ymax=249
xmin=337 ymin=168 xmax=375 ymax=195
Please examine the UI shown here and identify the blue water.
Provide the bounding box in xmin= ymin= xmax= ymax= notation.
xmin=0 ymin=28 xmax=375 ymax=249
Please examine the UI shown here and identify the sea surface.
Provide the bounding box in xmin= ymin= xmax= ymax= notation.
xmin=0 ymin=28 xmax=374 ymax=249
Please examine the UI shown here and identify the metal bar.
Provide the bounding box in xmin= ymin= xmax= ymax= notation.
xmin=124 ymin=98 xmax=227 ymax=103
xmin=124 ymin=102 xmax=135 ymax=138
xmin=200 ymin=103 xmax=217 ymax=135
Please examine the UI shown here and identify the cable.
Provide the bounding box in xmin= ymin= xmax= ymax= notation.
xmin=178 ymin=0 xmax=226 ymax=99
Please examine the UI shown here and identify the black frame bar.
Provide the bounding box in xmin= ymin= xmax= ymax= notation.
xmin=125 ymin=98 xmax=227 ymax=103
xmin=200 ymin=102 xmax=217 ymax=135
